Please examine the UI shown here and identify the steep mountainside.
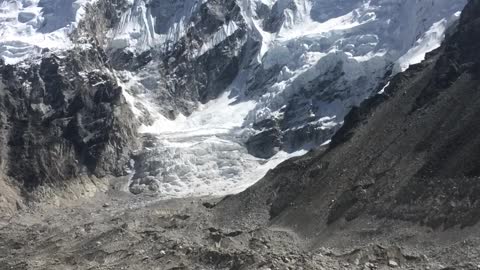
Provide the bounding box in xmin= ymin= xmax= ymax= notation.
xmin=217 ymin=0 xmax=480 ymax=239
xmin=2 ymin=1 xmax=480 ymax=269
xmin=107 ymin=0 xmax=467 ymax=198
xmin=98 ymin=0 xmax=466 ymax=197
xmin=0 ymin=48 xmax=138 ymax=213
xmin=0 ymin=0 xmax=468 ymax=208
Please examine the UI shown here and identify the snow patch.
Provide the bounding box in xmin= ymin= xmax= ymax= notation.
xmin=107 ymin=0 xmax=157 ymax=51
xmin=140 ymin=92 xmax=256 ymax=136
xmin=394 ymin=12 xmax=462 ymax=72
xmin=378 ymin=81 xmax=390 ymax=95
xmin=106 ymin=0 xmax=202 ymax=53
xmin=0 ymin=0 xmax=97 ymax=64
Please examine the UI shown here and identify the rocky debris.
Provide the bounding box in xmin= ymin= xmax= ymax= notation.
xmin=1 ymin=191 xmax=480 ymax=270
xmin=202 ymin=202 xmax=217 ymax=209
xmin=333 ymin=245 xmax=418 ymax=269
xmin=388 ymin=260 xmax=398 ymax=267
xmin=1 ymin=1 xmax=480 ymax=268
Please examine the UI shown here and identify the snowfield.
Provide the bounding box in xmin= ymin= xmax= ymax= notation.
xmin=0 ymin=0 xmax=97 ymax=64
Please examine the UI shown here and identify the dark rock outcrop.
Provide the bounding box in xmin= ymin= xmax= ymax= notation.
xmin=0 ymin=47 xmax=138 ymax=205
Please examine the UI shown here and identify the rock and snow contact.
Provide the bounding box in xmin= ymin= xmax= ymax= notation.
xmin=0 ymin=0 xmax=468 ymax=198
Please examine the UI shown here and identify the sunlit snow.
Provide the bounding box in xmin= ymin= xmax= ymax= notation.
xmin=123 ymin=81 xmax=307 ymax=197
xmin=0 ymin=0 xmax=96 ymax=64
xmin=395 ymin=11 xmax=463 ymax=72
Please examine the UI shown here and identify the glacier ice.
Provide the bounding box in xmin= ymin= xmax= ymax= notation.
xmin=243 ymin=0 xmax=467 ymax=128
xmin=123 ymin=83 xmax=307 ymax=197
xmin=394 ymin=11 xmax=463 ymax=72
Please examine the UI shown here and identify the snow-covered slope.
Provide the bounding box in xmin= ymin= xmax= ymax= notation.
xmin=0 ymin=0 xmax=97 ymax=64
xmin=116 ymin=0 xmax=465 ymax=197
xmin=242 ymin=0 xmax=466 ymax=152
xmin=0 ymin=0 xmax=468 ymax=198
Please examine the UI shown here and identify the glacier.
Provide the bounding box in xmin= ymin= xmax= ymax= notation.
xmin=117 ymin=0 xmax=466 ymax=197
xmin=0 ymin=0 xmax=468 ymax=198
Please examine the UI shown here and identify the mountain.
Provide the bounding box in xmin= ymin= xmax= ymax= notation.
xmin=0 ymin=0 xmax=467 ymax=209
xmin=216 ymin=0 xmax=480 ymax=241
xmin=1 ymin=1 xmax=480 ymax=269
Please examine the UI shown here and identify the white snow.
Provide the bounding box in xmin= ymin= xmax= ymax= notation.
xmin=378 ymin=81 xmax=390 ymax=95
xmin=239 ymin=0 xmax=466 ymax=133
xmin=0 ymin=0 xmax=97 ymax=64
xmin=277 ymin=8 xmax=367 ymax=42
xmin=126 ymin=85 xmax=307 ymax=197
xmin=394 ymin=11 xmax=463 ymax=72
xmin=115 ymin=68 xmax=308 ymax=197
xmin=197 ymin=20 xmax=240 ymax=57
xmin=107 ymin=0 xmax=157 ymax=51
xmin=140 ymin=92 xmax=255 ymax=136
xmin=106 ymin=0 xmax=202 ymax=53
xmin=106 ymin=0 xmax=244 ymax=56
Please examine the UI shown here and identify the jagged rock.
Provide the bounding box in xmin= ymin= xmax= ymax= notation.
xmin=0 ymin=47 xmax=138 ymax=201
xmin=246 ymin=128 xmax=282 ymax=159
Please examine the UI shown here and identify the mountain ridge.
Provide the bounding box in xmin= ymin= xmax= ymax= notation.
xmin=0 ymin=1 xmax=480 ymax=269
xmin=0 ymin=0 xmax=469 ymax=209
xmin=215 ymin=0 xmax=480 ymax=237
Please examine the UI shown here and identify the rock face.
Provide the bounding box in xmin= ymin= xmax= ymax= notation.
xmin=106 ymin=0 xmax=254 ymax=116
xmin=102 ymin=0 xmax=467 ymax=148
xmin=0 ymin=3 xmax=139 ymax=211
xmin=216 ymin=0 xmax=480 ymax=233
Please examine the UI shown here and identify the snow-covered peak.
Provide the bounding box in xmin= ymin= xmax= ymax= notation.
xmin=241 ymin=0 xmax=466 ymax=126
xmin=0 ymin=0 xmax=96 ymax=64
xmin=111 ymin=0 xmax=467 ymax=198
xmin=106 ymin=0 xmax=206 ymax=53
xmin=247 ymin=0 xmax=466 ymax=62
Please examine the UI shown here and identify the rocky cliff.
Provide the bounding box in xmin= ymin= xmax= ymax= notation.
xmin=0 ymin=5 xmax=139 ymax=212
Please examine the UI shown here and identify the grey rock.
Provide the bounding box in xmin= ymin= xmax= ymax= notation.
xmin=246 ymin=128 xmax=282 ymax=159
xmin=0 ymin=46 xmax=138 ymax=196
